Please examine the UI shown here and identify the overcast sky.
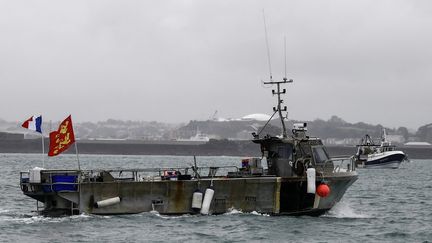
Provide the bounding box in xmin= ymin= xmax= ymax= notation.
xmin=1 ymin=0 xmax=431 ymax=129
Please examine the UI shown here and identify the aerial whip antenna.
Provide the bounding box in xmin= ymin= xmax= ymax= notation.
xmin=284 ymin=36 xmax=287 ymax=81
xmin=256 ymin=11 xmax=293 ymax=139
xmin=262 ymin=9 xmax=273 ymax=81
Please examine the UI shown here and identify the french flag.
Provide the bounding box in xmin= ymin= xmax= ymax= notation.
xmin=22 ymin=115 xmax=43 ymax=133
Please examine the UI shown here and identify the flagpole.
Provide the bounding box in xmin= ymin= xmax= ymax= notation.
xmin=41 ymin=133 xmax=45 ymax=168
xmin=75 ymin=141 xmax=81 ymax=170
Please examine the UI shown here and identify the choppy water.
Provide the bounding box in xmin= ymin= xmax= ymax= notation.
xmin=0 ymin=153 xmax=431 ymax=242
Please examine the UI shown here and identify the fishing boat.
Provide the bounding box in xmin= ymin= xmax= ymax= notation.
xmin=19 ymin=79 xmax=358 ymax=216
xmin=176 ymin=128 xmax=210 ymax=142
xmin=355 ymin=129 xmax=406 ymax=169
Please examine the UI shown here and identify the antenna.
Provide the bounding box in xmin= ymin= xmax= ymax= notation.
xmin=259 ymin=13 xmax=293 ymax=138
xmin=284 ymin=36 xmax=287 ymax=81
xmin=262 ymin=9 xmax=273 ymax=81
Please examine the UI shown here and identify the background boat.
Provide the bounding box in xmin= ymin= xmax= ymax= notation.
xmin=355 ymin=129 xmax=407 ymax=169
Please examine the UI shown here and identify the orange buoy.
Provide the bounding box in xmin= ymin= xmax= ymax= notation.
xmin=316 ymin=183 xmax=330 ymax=197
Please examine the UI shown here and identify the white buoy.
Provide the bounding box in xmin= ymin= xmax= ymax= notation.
xmin=94 ymin=197 xmax=121 ymax=208
xmin=200 ymin=187 xmax=214 ymax=215
xmin=191 ymin=190 xmax=203 ymax=210
xmin=306 ymin=168 xmax=316 ymax=194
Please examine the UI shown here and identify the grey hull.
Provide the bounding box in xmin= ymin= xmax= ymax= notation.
xmin=22 ymin=172 xmax=357 ymax=216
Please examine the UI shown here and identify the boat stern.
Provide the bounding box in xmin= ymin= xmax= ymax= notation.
xmin=20 ymin=169 xmax=81 ymax=216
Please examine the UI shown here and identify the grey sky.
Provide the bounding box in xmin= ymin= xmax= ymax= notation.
xmin=1 ymin=0 xmax=431 ymax=129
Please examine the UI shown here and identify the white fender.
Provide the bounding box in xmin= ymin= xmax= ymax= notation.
xmin=191 ymin=190 xmax=203 ymax=210
xmin=29 ymin=167 xmax=44 ymax=183
xmin=94 ymin=197 xmax=121 ymax=208
xmin=200 ymin=188 xmax=214 ymax=215
xmin=306 ymin=168 xmax=316 ymax=194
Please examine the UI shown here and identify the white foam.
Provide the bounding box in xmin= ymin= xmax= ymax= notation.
xmin=224 ymin=207 xmax=243 ymax=215
xmin=0 ymin=212 xmax=96 ymax=224
xmin=7 ymin=215 xmax=63 ymax=224
xmin=0 ymin=209 xmax=10 ymax=214
xmin=250 ymin=211 xmax=270 ymax=217
xmin=325 ymin=201 xmax=370 ymax=219
xmin=149 ymin=210 xmax=192 ymax=219
xmin=70 ymin=213 xmax=92 ymax=219
xmin=223 ymin=208 xmax=270 ymax=216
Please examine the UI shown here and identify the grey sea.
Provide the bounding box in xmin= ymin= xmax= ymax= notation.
xmin=0 ymin=153 xmax=431 ymax=242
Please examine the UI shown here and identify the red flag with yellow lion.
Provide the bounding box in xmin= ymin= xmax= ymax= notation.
xmin=48 ymin=115 xmax=76 ymax=156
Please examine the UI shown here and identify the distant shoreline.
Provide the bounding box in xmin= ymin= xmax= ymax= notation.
xmin=1 ymin=138 xmax=431 ymax=159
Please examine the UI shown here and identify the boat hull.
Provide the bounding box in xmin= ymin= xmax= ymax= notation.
xmin=358 ymin=151 xmax=406 ymax=169
xmin=22 ymin=172 xmax=358 ymax=216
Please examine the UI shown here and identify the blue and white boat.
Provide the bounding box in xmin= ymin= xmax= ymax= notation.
xmin=355 ymin=129 xmax=406 ymax=169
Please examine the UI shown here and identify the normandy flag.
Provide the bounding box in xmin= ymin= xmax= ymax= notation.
xmin=48 ymin=115 xmax=76 ymax=157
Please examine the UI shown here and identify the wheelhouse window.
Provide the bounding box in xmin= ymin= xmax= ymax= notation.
xmin=277 ymin=145 xmax=293 ymax=160
xmin=312 ymin=146 xmax=329 ymax=164
xmin=299 ymin=143 xmax=312 ymax=158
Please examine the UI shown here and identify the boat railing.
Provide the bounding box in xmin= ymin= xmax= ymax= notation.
xmin=19 ymin=171 xmax=31 ymax=192
xmin=325 ymin=156 xmax=356 ymax=173
xmin=84 ymin=166 xmax=239 ymax=181
xmin=20 ymin=166 xmax=241 ymax=190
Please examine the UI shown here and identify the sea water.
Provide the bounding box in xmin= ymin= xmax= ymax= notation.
xmin=0 ymin=153 xmax=431 ymax=242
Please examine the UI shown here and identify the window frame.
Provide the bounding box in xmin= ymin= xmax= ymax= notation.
xmin=311 ymin=145 xmax=330 ymax=164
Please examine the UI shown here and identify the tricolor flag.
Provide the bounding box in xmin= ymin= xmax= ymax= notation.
xmin=48 ymin=115 xmax=76 ymax=157
xmin=22 ymin=115 xmax=43 ymax=133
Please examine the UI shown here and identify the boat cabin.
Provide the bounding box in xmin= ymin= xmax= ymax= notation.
xmin=253 ymin=123 xmax=334 ymax=177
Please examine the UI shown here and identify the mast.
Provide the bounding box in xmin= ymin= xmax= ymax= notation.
xmin=382 ymin=128 xmax=387 ymax=142
xmin=263 ymin=78 xmax=293 ymax=138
